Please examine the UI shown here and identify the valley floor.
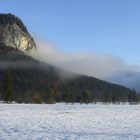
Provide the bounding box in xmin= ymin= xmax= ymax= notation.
xmin=0 ymin=103 xmax=140 ymax=140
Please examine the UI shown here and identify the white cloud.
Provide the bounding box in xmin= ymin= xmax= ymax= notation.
xmin=32 ymin=40 xmax=140 ymax=91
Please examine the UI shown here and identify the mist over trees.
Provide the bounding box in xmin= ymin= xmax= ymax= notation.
xmin=0 ymin=45 xmax=138 ymax=104
xmin=0 ymin=13 xmax=139 ymax=104
xmin=0 ymin=66 xmax=139 ymax=104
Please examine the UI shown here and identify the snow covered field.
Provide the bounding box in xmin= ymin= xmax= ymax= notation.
xmin=0 ymin=104 xmax=140 ymax=140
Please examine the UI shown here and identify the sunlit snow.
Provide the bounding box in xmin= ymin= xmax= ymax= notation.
xmin=0 ymin=103 xmax=139 ymax=140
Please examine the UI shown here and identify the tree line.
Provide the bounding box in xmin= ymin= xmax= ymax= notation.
xmin=0 ymin=69 xmax=139 ymax=104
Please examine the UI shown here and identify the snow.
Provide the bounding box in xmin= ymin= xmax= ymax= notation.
xmin=0 ymin=104 xmax=140 ymax=140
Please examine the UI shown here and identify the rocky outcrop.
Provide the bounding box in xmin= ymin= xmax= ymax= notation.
xmin=0 ymin=14 xmax=36 ymax=53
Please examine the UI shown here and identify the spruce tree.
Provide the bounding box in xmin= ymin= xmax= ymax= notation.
xmin=47 ymin=89 xmax=56 ymax=104
xmin=128 ymin=90 xmax=138 ymax=104
xmin=112 ymin=93 xmax=116 ymax=104
xmin=3 ymin=70 xmax=13 ymax=103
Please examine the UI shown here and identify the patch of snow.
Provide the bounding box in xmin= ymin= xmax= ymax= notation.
xmin=0 ymin=103 xmax=139 ymax=140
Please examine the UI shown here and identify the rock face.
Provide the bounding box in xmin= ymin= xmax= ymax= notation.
xmin=0 ymin=14 xmax=36 ymax=53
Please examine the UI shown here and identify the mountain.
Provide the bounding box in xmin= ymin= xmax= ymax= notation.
xmin=0 ymin=13 xmax=138 ymax=104
xmin=0 ymin=13 xmax=36 ymax=53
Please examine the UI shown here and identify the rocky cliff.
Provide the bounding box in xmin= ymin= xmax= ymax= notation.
xmin=0 ymin=14 xmax=36 ymax=53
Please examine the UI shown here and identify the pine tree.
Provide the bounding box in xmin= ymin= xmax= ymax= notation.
xmin=3 ymin=70 xmax=13 ymax=103
xmin=82 ymin=90 xmax=92 ymax=104
xmin=128 ymin=90 xmax=139 ymax=104
xmin=47 ymin=89 xmax=56 ymax=104
xmin=32 ymin=91 xmax=42 ymax=104
xmin=111 ymin=93 xmax=116 ymax=104
xmin=102 ymin=91 xmax=110 ymax=104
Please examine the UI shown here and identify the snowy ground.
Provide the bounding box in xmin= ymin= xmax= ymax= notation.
xmin=0 ymin=104 xmax=140 ymax=140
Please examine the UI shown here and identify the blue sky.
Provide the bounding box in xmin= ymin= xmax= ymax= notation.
xmin=0 ymin=0 xmax=140 ymax=65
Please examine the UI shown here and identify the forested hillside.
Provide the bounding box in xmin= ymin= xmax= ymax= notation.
xmin=0 ymin=45 xmax=138 ymax=104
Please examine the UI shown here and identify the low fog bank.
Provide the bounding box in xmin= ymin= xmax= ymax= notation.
xmin=107 ymin=70 xmax=140 ymax=92
xmin=32 ymin=40 xmax=140 ymax=91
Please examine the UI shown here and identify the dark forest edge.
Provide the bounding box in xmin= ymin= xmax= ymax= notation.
xmin=1 ymin=69 xmax=139 ymax=105
xmin=0 ymin=47 xmax=136 ymax=105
